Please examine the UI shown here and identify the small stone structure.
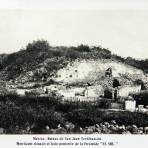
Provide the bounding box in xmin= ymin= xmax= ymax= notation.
xmin=137 ymin=105 xmax=148 ymax=113
xmin=124 ymin=96 xmax=136 ymax=112
xmin=138 ymin=105 xmax=144 ymax=112
xmin=103 ymin=78 xmax=120 ymax=101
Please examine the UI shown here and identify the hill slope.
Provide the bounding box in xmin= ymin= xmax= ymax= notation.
xmin=0 ymin=40 xmax=147 ymax=87
xmin=54 ymin=59 xmax=145 ymax=84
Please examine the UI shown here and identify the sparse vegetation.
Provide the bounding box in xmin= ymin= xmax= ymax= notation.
xmin=0 ymin=93 xmax=148 ymax=134
xmin=133 ymin=91 xmax=148 ymax=106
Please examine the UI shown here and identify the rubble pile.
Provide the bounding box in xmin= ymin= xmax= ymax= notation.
xmin=1 ymin=120 xmax=148 ymax=134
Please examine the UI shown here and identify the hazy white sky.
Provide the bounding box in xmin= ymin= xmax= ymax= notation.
xmin=0 ymin=0 xmax=148 ymax=59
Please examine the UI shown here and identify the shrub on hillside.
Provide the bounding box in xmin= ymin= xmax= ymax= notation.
xmin=26 ymin=40 xmax=50 ymax=52
xmin=133 ymin=91 xmax=148 ymax=106
xmin=66 ymin=109 xmax=148 ymax=127
xmin=65 ymin=48 xmax=80 ymax=59
xmin=97 ymin=99 xmax=111 ymax=109
xmin=75 ymin=44 xmax=90 ymax=52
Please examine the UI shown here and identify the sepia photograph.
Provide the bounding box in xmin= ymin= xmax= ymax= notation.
xmin=0 ymin=0 xmax=148 ymax=138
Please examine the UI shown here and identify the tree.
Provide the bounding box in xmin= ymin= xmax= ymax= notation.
xmin=26 ymin=40 xmax=50 ymax=52
xmin=76 ymin=44 xmax=90 ymax=52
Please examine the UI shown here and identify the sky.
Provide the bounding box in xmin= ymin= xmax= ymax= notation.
xmin=0 ymin=0 xmax=148 ymax=59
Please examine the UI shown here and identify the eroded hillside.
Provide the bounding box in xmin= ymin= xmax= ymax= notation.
xmin=0 ymin=40 xmax=147 ymax=90
xmin=54 ymin=59 xmax=145 ymax=84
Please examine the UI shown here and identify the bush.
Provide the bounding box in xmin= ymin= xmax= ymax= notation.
xmin=26 ymin=40 xmax=50 ymax=52
xmin=66 ymin=109 xmax=148 ymax=127
xmin=133 ymin=91 xmax=148 ymax=106
xmin=76 ymin=44 xmax=90 ymax=52
xmin=65 ymin=48 xmax=80 ymax=59
xmin=66 ymin=109 xmax=103 ymax=127
xmin=97 ymin=99 xmax=111 ymax=109
xmin=0 ymin=103 xmax=34 ymax=130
